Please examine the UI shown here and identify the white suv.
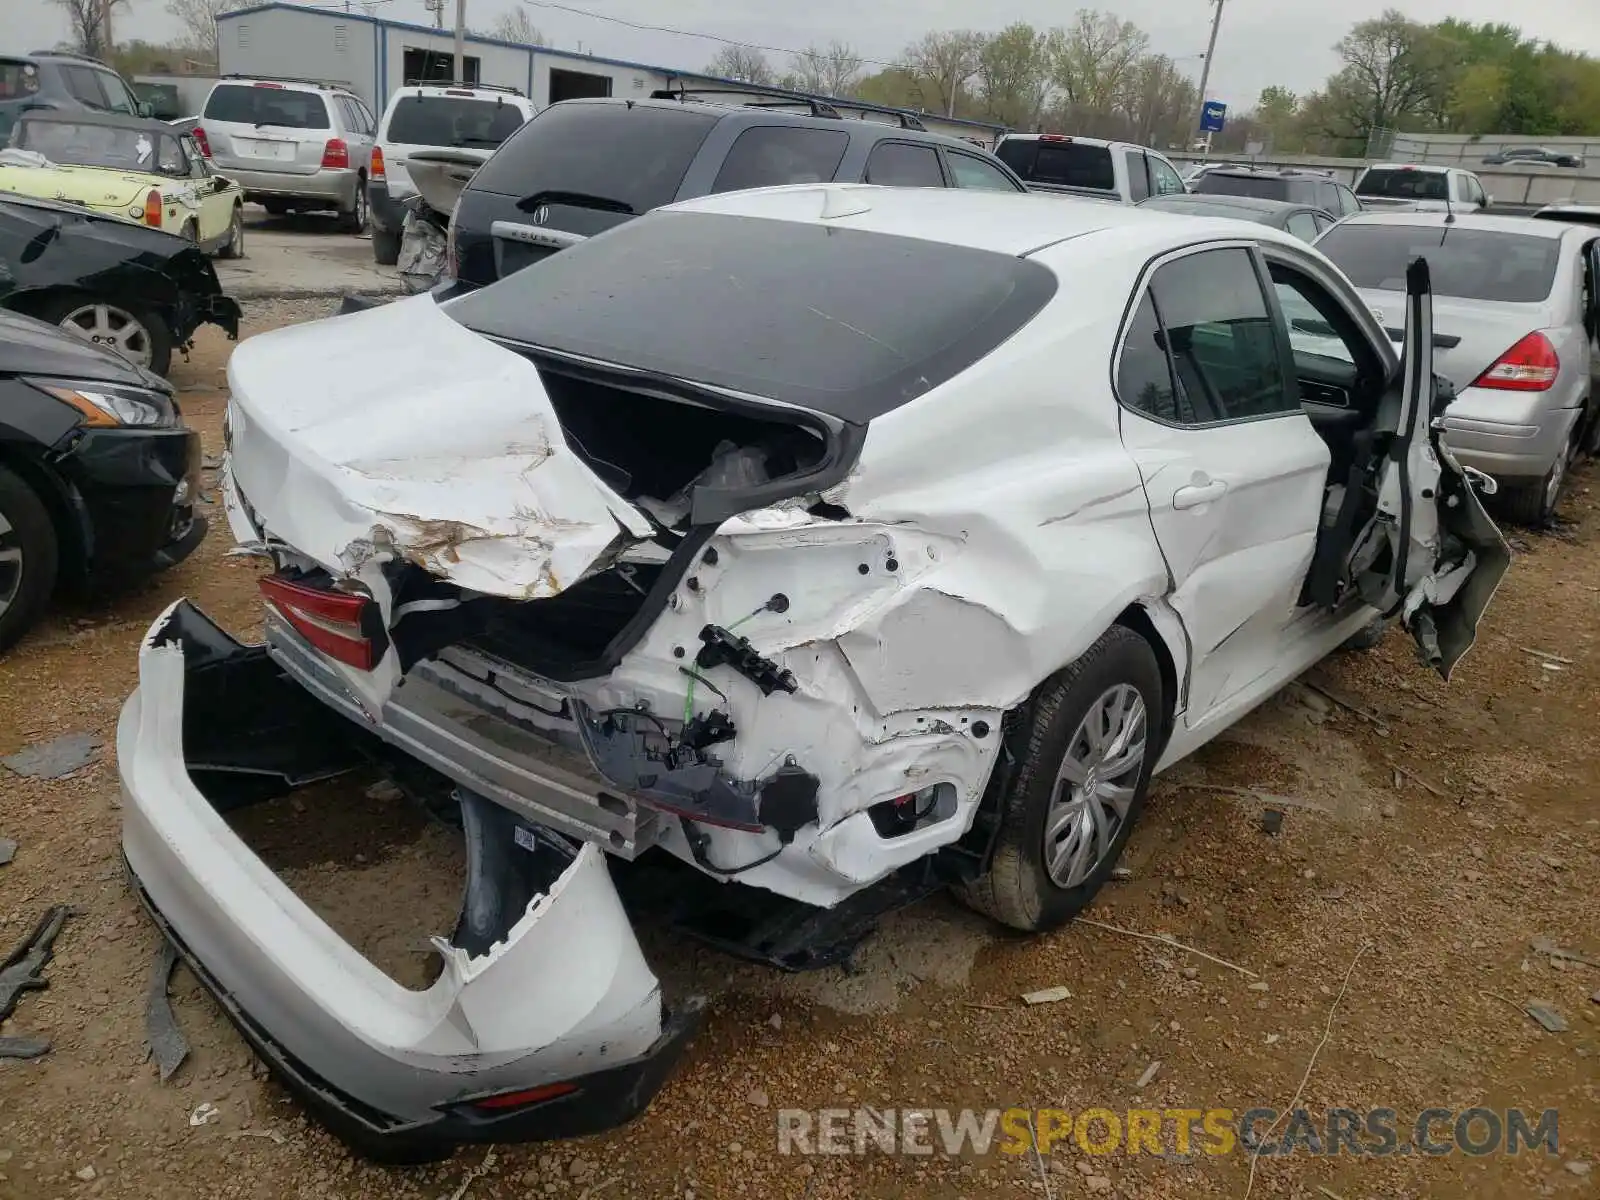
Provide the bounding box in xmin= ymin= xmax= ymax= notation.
xmin=367 ymin=83 xmax=536 ymax=265
xmin=197 ymin=76 xmax=376 ymax=231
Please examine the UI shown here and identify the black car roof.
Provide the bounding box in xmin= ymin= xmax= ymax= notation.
xmin=563 ymin=96 xmax=995 ymax=155
xmin=15 ymin=108 xmax=181 ymax=138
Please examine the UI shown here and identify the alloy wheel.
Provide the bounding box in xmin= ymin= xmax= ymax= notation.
xmin=1042 ymin=683 xmax=1149 ymax=888
xmin=58 ymin=303 xmax=153 ymax=369
xmin=0 ymin=510 xmax=23 ymax=623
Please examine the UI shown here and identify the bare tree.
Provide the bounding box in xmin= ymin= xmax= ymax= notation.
xmin=789 ymin=41 xmax=864 ymax=98
xmin=704 ymin=45 xmax=776 ymax=87
xmin=901 ymin=30 xmax=984 ymax=116
xmin=49 ymin=0 xmax=135 ymax=58
xmin=164 ymin=0 xmax=228 ymax=64
xmin=975 ymin=23 xmax=1053 ymax=129
xmin=489 ymin=8 xmax=544 ymax=45
xmin=1052 ymin=9 xmax=1150 ymax=114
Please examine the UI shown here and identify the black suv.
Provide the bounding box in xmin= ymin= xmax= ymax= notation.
xmin=1189 ymin=167 xmax=1361 ymax=219
xmin=0 ymin=51 xmax=148 ymax=140
xmin=448 ymin=94 xmax=1026 ymax=287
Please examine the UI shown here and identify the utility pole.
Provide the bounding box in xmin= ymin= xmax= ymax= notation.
xmin=1191 ymin=0 xmax=1226 ymax=146
xmin=101 ymin=0 xmax=114 ymax=57
xmin=453 ymin=0 xmax=466 ymax=82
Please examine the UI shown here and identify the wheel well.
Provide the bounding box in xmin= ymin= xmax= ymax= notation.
xmin=0 ymin=447 xmax=87 ymax=590
xmin=1115 ymin=603 xmax=1179 ymax=760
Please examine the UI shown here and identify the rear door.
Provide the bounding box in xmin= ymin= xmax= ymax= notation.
xmin=1115 ymin=243 xmax=1332 ymax=722
xmin=202 ymin=83 xmax=332 ymax=175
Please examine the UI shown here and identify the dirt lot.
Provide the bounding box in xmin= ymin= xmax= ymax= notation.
xmin=1 ymin=304 xmax=1597 ymax=1200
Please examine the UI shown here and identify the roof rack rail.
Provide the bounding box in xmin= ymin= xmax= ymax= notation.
xmin=29 ymin=49 xmax=111 ymax=66
xmin=401 ymin=78 xmax=525 ymax=95
xmin=650 ymin=87 xmax=843 ymax=120
xmin=221 ymin=73 xmax=342 ymax=89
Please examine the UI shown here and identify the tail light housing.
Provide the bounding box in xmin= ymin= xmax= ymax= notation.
xmin=321 ymin=137 xmax=350 ymax=169
xmin=143 ymin=189 xmax=163 ymax=227
xmin=1472 ymin=332 xmax=1560 ymax=392
xmin=191 ymin=125 xmax=211 ymax=157
xmin=370 ymin=144 xmax=386 ymax=180
xmin=463 ymin=1081 xmax=579 ymax=1114
xmin=259 ymin=574 xmax=385 ymax=670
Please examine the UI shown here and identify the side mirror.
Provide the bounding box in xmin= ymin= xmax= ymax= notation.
xmin=1484 ymin=194 xmax=1494 ymax=207
xmin=138 ymin=101 xmax=155 ymax=118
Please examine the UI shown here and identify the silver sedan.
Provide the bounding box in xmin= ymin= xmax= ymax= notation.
xmin=1315 ymin=211 xmax=1600 ymax=523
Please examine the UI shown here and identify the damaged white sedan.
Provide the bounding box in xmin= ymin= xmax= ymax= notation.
xmin=118 ymin=185 xmax=1508 ymax=1160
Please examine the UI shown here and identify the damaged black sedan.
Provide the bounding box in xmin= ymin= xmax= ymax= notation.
xmin=0 ymin=309 xmax=206 ymax=652
xmin=0 ymin=194 xmax=240 ymax=377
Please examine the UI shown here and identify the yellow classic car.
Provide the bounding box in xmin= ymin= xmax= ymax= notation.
xmin=1 ymin=109 xmax=244 ymax=256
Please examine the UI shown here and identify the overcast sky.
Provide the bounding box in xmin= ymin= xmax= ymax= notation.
xmin=11 ymin=0 xmax=1600 ymax=111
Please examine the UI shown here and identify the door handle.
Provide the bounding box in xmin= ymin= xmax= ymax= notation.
xmin=1173 ymin=479 xmax=1228 ymax=510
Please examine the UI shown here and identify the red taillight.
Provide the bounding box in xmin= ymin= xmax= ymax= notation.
xmin=469 ymin=1081 xmax=579 ymax=1112
xmin=321 ymin=137 xmax=350 ymax=169
xmin=253 ymin=81 xmax=285 ymax=88
xmin=1039 ymin=133 xmax=1069 ymax=142
xmin=369 ymin=143 xmax=386 ymax=180
xmin=192 ymin=125 xmax=211 ymax=157
xmin=143 ymin=189 xmax=162 ymax=226
xmin=1472 ymin=332 xmax=1560 ymax=392
xmin=445 ymin=88 xmax=474 ymax=96
xmin=259 ymin=575 xmax=380 ymax=670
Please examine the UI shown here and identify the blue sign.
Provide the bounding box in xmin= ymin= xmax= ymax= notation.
xmin=1200 ymin=101 xmax=1227 ymax=133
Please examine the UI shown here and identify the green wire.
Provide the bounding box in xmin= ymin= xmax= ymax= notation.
xmin=683 ymin=609 xmax=761 ymax=724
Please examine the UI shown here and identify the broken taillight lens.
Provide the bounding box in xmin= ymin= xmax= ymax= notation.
xmin=259 ymin=574 xmax=382 ymax=670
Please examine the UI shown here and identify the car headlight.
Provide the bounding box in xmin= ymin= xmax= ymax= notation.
xmin=28 ymin=378 xmax=178 ymax=428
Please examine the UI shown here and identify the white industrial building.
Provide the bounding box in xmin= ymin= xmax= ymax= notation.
xmin=214 ymin=3 xmax=1004 ymax=143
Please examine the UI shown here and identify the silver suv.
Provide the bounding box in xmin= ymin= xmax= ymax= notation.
xmin=198 ymin=76 xmax=375 ymax=231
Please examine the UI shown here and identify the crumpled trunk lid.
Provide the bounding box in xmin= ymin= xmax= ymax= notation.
xmin=224 ymin=294 xmax=654 ymax=598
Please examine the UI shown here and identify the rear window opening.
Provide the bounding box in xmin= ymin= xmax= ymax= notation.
xmin=204 ymin=84 xmax=330 ymax=129
xmin=1191 ymin=173 xmax=1291 ymax=202
xmin=997 ymin=139 xmax=1115 ymax=191
xmin=1356 ymin=169 xmax=1447 ymax=201
xmin=1316 ymin=225 xmax=1561 ymax=303
xmin=385 ymin=95 xmax=525 ymax=148
xmin=446 ymin=210 xmax=1059 ymax=422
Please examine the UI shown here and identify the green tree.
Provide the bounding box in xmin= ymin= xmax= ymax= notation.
xmin=975 ymin=22 xmax=1053 ymax=129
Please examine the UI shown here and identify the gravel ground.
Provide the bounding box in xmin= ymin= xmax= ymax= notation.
xmin=1 ymin=302 xmax=1597 ymax=1199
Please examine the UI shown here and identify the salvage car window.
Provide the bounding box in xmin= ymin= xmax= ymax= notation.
xmin=447 ymin=209 xmax=1059 ymax=421
xmin=387 ymin=96 xmax=523 ymax=148
xmin=711 ymin=126 xmax=849 ymax=193
xmin=1316 ymin=225 xmax=1561 ymax=303
xmin=1191 ymin=173 xmax=1291 ymax=202
xmin=946 ymin=152 xmax=1021 ymax=191
xmin=204 ymin=84 xmax=331 ymax=129
xmin=14 ymin=119 xmax=183 ymax=175
xmin=1117 ymin=294 xmax=1185 ymax=422
xmin=471 ymin=102 xmax=715 ymax=213
xmin=1144 ymin=247 xmax=1293 ymax=423
xmin=997 ymin=139 xmax=1115 ymax=191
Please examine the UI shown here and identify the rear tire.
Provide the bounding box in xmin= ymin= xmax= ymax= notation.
xmin=371 ymin=226 xmax=401 ymax=266
xmin=957 ymin=626 xmax=1164 ymax=933
xmin=218 ymin=206 xmax=245 ymax=259
xmin=0 ymin=464 xmax=60 ymax=656
xmin=339 ymin=181 xmax=368 ymax=234
xmin=1499 ymin=424 xmax=1578 ymax=527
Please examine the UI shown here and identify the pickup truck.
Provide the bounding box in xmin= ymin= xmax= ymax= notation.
xmin=994 ymin=133 xmax=1188 ymax=205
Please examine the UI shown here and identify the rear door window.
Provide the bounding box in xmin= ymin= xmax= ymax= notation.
xmin=387 ymin=95 xmax=525 ymax=149
xmin=945 ymin=151 xmax=1022 ymax=191
xmin=1125 ymin=150 xmax=1150 ymax=202
xmin=62 ymin=65 xmax=112 ymax=109
xmin=1286 ymin=212 xmax=1320 ymax=243
xmin=204 ymin=84 xmax=331 ymax=129
xmin=1148 ymin=155 xmax=1186 ymax=196
xmin=469 ymin=101 xmax=717 ymax=212
xmin=864 ymin=141 xmax=944 ymax=188
xmin=711 ymin=126 xmax=850 ymax=193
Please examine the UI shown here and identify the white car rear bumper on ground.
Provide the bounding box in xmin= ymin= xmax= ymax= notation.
xmin=118 ymin=599 xmax=700 ymax=1156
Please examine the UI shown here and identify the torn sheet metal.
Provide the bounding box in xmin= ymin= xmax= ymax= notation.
xmin=223 ymin=295 xmax=654 ymax=600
